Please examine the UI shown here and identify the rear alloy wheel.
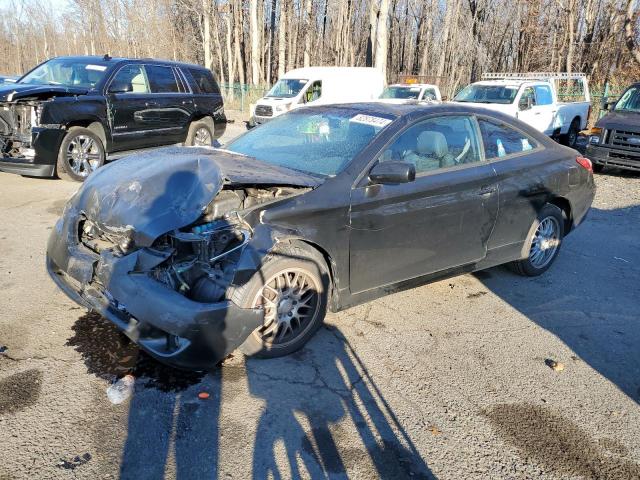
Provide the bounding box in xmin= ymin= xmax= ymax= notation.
xmin=56 ymin=127 xmax=105 ymax=182
xmin=186 ymin=119 xmax=214 ymax=147
xmin=510 ymin=204 xmax=564 ymax=277
xmin=233 ymin=244 xmax=329 ymax=359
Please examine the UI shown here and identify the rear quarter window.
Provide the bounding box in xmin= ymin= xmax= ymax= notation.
xmin=478 ymin=118 xmax=538 ymax=159
xmin=186 ymin=68 xmax=220 ymax=94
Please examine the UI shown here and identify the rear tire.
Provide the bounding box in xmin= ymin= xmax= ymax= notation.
xmin=186 ymin=118 xmax=214 ymax=146
xmin=232 ymin=243 xmax=329 ymax=359
xmin=592 ymin=163 xmax=605 ymax=173
xmin=509 ymin=204 xmax=564 ymax=277
xmin=563 ymin=119 xmax=580 ymax=148
xmin=56 ymin=127 xmax=105 ymax=182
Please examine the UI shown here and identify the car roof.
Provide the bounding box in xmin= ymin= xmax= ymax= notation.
xmin=44 ymin=55 xmax=207 ymax=71
xmin=309 ymin=101 xmax=511 ymax=118
xmin=388 ymin=83 xmax=438 ymax=89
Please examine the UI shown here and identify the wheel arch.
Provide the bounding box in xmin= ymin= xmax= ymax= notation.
xmin=547 ymin=196 xmax=573 ymax=234
xmin=64 ymin=120 xmax=108 ymax=148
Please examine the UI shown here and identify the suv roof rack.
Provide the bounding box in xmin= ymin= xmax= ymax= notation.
xmin=481 ymin=72 xmax=587 ymax=81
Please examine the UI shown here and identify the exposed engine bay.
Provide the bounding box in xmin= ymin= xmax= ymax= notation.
xmin=0 ymin=102 xmax=41 ymax=158
xmin=149 ymin=186 xmax=305 ymax=303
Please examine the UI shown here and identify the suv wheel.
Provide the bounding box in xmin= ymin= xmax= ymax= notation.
xmin=56 ymin=127 xmax=105 ymax=182
xmin=186 ymin=119 xmax=214 ymax=146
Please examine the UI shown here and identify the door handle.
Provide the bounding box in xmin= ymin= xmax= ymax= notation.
xmin=144 ymin=101 xmax=158 ymax=107
xmin=478 ymin=185 xmax=497 ymax=196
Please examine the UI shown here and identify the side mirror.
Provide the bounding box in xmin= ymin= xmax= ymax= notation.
xmin=519 ymin=97 xmax=533 ymax=111
xmin=108 ymin=82 xmax=131 ymax=94
xmin=369 ymin=161 xmax=416 ymax=185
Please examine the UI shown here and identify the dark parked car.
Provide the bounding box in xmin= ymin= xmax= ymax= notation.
xmin=0 ymin=55 xmax=226 ymax=181
xmin=586 ymin=82 xmax=640 ymax=172
xmin=46 ymin=103 xmax=595 ymax=370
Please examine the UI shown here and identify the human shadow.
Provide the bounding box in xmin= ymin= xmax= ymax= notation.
xmin=246 ymin=326 xmax=435 ymax=479
xmin=475 ymin=204 xmax=640 ymax=403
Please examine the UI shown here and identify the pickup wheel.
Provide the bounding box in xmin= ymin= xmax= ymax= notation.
xmin=233 ymin=243 xmax=329 ymax=359
xmin=186 ymin=118 xmax=214 ymax=146
xmin=509 ymin=204 xmax=564 ymax=277
xmin=592 ymin=163 xmax=605 ymax=173
xmin=56 ymin=127 xmax=106 ymax=182
xmin=563 ymin=119 xmax=580 ymax=148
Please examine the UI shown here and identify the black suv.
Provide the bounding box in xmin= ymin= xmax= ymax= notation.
xmin=0 ymin=56 xmax=226 ymax=181
xmin=586 ymin=83 xmax=640 ymax=173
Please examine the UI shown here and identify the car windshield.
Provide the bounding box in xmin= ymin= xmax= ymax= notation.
xmin=380 ymin=86 xmax=421 ymax=99
xmin=454 ymin=84 xmax=519 ymax=104
xmin=266 ymin=78 xmax=308 ymax=98
xmin=226 ymin=109 xmax=394 ymax=177
xmin=19 ymin=58 xmax=108 ymax=88
xmin=615 ymin=87 xmax=640 ymax=112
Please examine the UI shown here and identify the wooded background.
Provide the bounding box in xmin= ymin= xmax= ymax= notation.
xmin=1 ymin=0 xmax=639 ymax=97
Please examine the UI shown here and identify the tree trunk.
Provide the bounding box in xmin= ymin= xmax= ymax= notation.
xmin=303 ymin=0 xmax=313 ymax=67
xmin=625 ymin=0 xmax=640 ymax=65
xmin=278 ymin=0 xmax=286 ymax=77
xmin=250 ymin=0 xmax=260 ymax=85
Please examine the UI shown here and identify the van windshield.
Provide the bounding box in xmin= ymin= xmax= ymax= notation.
xmin=266 ymin=79 xmax=308 ymax=98
xmin=454 ymin=84 xmax=519 ymax=104
xmin=226 ymin=108 xmax=393 ymax=176
xmin=615 ymin=87 xmax=640 ymax=112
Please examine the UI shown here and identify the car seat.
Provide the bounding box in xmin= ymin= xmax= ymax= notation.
xmin=404 ymin=131 xmax=455 ymax=171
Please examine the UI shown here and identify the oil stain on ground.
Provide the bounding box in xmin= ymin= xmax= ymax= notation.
xmin=66 ymin=312 xmax=204 ymax=392
xmin=0 ymin=369 xmax=43 ymax=414
xmin=486 ymin=403 xmax=640 ymax=479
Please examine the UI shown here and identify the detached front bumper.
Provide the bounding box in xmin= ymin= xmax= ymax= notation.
xmin=0 ymin=127 xmax=66 ymax=177
xmin=46 ymin=215 xmax=263 ymax=370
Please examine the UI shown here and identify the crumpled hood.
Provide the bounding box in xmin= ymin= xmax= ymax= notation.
xmin=70 ymin=146 xmax=321 ymax=247
xmin=0 ymin=83 xmax=89 ymax=102
xmin=595 ymin=110 xmax=640 ymax=131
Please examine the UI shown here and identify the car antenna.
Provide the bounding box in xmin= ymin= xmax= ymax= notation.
xmin=103 ymin=54 xmax=112 ymax=61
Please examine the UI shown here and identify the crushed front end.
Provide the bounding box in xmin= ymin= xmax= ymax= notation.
xmin=0 ymin=100 xmax=64 ymax=177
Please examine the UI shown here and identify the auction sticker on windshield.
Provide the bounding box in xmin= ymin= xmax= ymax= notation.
xmin=86 ymin=65 xmax=107 ymax=71
xmin=350 ymin=114 xmax=392 ymax=128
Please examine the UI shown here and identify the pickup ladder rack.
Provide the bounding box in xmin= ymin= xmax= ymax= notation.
xmin=482 ymin=72 xmax=587 ymax=81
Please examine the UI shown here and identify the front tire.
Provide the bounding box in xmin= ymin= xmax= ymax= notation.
xmin=563 ymin=119 xmax=580 ymax=148
xmin=510 ymin=204 xmax=564 ymax=277
xmin=56 ymin=127 xmax=105 ymax=182
xmin=232 ymin=243 xmax=329 ymax=359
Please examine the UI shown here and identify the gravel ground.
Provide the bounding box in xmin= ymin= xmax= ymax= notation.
xmin=0 ymin=124 xmax=639 ymax=479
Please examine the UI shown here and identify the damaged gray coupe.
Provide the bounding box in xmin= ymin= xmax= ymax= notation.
xmin=47 ymin=103 xmax=594 ymax=369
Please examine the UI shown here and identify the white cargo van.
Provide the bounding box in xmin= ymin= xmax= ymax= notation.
xmin=251 ymin=67 xmax=385 ymax=125
xmin=452 ymin=73 xmax=591 ymax=147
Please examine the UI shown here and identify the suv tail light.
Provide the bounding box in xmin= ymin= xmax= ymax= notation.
xmin=576 ymin=156 xmax=593 ymax=173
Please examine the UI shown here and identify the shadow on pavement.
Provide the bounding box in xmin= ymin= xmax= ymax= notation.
xmin=475 ymin=204 xmax=640 ymax=404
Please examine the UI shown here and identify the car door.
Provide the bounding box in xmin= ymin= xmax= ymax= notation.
xmin=349 ymin=115 xmax=499 ymax=294
xmin=143 ymin=64 xmax=193 ymax=144
xmin=517 ymin=85 xmax=556 ymax=134
xmin=106 ymin=64 xmax=156 ymax=151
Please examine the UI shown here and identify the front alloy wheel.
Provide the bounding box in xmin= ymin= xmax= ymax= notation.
xmin=56 ymin=126 xmax=105 ymax=182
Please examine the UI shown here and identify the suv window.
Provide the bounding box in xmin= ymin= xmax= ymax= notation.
xmin=478 ymin=119 xmax=538 ymax=159
xmin=380 ymin=115 xmax=482 ymax=174
xmin=109 ymin=65 xmax=149 ymax=94
xmin=187 ymin=68 xmax=220 ymax=94
xmin=534 ymin=85 xmax=553 ymax=105
xmin=145 ymin=65 xmax=180 ymax=93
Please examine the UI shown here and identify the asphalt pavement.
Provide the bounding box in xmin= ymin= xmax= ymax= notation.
xmin=0 ymin=123 xmax=639 ymax=479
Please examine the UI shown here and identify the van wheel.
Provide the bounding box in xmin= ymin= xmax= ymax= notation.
xmin=186 ymin=119 xmax=214 ymax=146
xmin=509 ymin=204 xmax=564 ymax=277
xmin=232 ymin=243 xmax=329 ymax=359
xmin=56 ymin=127 xmax=105 ymax=182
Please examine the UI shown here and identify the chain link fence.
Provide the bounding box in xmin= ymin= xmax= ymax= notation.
xmin=220 ymin=83 xmax=271 ymax=113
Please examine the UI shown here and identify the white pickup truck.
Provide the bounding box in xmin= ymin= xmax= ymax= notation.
xmin=452 ymin=73 xmax=591 ymax=147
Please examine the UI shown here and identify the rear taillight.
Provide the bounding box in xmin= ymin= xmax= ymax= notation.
xmin=576 ymin=156 xmax=593 ymax=173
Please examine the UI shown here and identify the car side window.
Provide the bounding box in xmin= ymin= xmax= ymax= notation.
xmin=109 ymin=65 xmax=149 ymax=94
xmin=519 ymin=87 xmax=536 ymax=110
xmin=186 ymin=68 xmax=220 ymax=94
xmin=478 ymin=118 xmax=538 ymax=159
xmin=145 ymin=65 xmax=180 ymax=93
xmin=534 ymin=85 xmax=553 ymax=105
xmin=379 ymin=115 xmax=482 ymax=174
